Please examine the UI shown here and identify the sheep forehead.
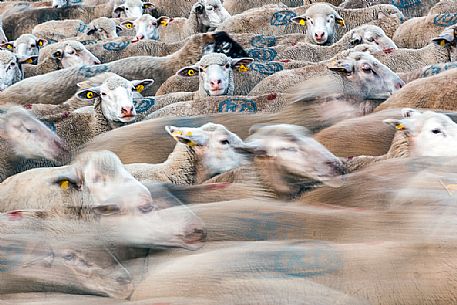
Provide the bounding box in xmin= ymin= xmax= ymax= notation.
xmin=125 ymin=0 xmax=143 ymax=7
xmin=250 ymin=124 xmax=309 ymax=142
xmin=355 ymin=25 xmax=384 ymax=37
xmin=0 ymin=50 xmax=16 ymax=64
xmin=305 ymin=3 xmax=337 ymax=17
xmin=64 ymin=41 xmax=85 ymax=52
xmin=75 ymin=150 xmax=124 ymax=178
xmin=103 ymin=75 xmax=131 ymax=90
xmin=203 ymin=0 xmax=222 ymax=6
xmin=417 ymin=112 xmax=454 ymax=130
xmin=200 ymin=123 xmax=239 ymax=140
xmin=199 ymin=53 xmax=230 ymax=66
xmin=136 ymin=14 xmax=155 ymax=23
xmin=16 ymin=34 xmax=37 ymax=45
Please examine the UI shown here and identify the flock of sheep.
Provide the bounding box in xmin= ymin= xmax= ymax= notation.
xmin=0 ymin=0 xmax=456 ymax=304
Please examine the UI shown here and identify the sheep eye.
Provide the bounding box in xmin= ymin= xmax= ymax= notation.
xmin=138 ymin=202 xmax=156 ymax=214
xmin=31 ymin=44 xmax=36 ymax=48
xmin=67 ymin=50 xmax=75 ymax=55
xmin=125 ymin=7 xmax=129 ymax=10
xmin=361 ymin=65 xmax=372 ymax=73
xmin=63 ymin=253 xmax=75 ymax=261
xmin=220 ymin=139 xmax=229 ymax=145
xmin=366 ymin=37 xmax=374 ymax=42
xmin=224 ymin=63 xmax=230 ymax=68
xmin=101 ymin=92 xmax=107 ymax=96
xmin=93 ymin=204 xmax=121 ymax=215
xmin=10 ymin=62 xmax=15 ymax=66
xmin=431 ymin=128 xmax=442 ymax=134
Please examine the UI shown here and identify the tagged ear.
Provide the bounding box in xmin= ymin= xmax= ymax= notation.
xmin=157 ymin=16 xmax=170 ymax=27
xmin=335 ymin=13 xmax=345 ymax=27
xmin=327 ymin=60 xmax=353 ymax=74
xmin=120 ymin=21 xmax=134 ymax=29
xmin=165 ymin=125 xmax=204 ymax=146
xmin=231 ymin=58 xmax=254 ymax=72
xmin=52 ymin=49 xmax=64 ymax=59
xmin=291 ymin=16 xmax=306 ymax=26
xmin=76 ymin=87 xmax=101 ymax=101
xmin=176 ymin=66 xmax=199 ymax=77
xmin=17 ymin=55 xmax=38 ymax=65
xmin=142 ymin=2 xmax=154 ymax=9
xmin=1 ymin=42 xmax=14 ymax=51
xmin=131 ymin=79 xmax=154 ymax=93
xmin=383 ymin=119 xmax=407 ymax=131
xmin=36 ymin=39 xmax=48 ymax=48
xmin=433 ymin=28 xmax=455 ymax=46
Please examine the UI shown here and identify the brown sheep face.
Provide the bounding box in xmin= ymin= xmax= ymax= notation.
xmin=0 ymin=107 xmax=65 ymax=162
xmin=51 ymin=43 xmax=101 ymax=69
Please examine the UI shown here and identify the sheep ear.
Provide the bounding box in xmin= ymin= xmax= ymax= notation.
xmin=142 ymin=2 xmax=154 ymax=9
xmin=116 ymin=25 xmax=123 ymax=34
xmin=231 ymin=58 xmax=253 ymax=73
xmin=350 ymin=33 xmax=362 ymax=45
xmin=383 ymin=119 xmax=407 ymax=131
xmin=377 ymin=11 xmax=388 ymax=19
xmin=157 ymin=16 xmax=171 ymax=27
xmin=165 ymin=126 xmax=205 ymax=146
xmin=1 ymin=42 xmax=14 ymax=51
xmin=86 ymin=27 xmax=97 ymax=35
xmin=53 ymin=168 xmax=83 ymax=191
xmin=76 ymin=87 xmax=101 ymax=101
xmin=291 ymin=16 xmax=306 ymax=26
xmin=120 ymin=21 xmax=134 ymax=30
xmin=17 ymin=55 xmax=38 ymax=65
xmin=51 ymin=49 xmax=64 ymax=59
xmin=177 ymin=66 xmax=199 ymax=77
xmin=327 ymin=60 xmax=353 ymax=74
xmin=192 ymin=2 xmax=204 ymax=14
xmin=335 ymin=13 xmax=345 ymax=27
xmin=401 ymin=108 xmax=420 ymax=118
xmin=113 ymin=5 xmax=126 ymax=17
xmin=36 ymin=39 xmax=48 ymax=48
xmin=131 ymin=79 xmax=154 ymax=93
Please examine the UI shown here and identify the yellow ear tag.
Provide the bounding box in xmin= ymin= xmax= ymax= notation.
xmin=135 ymin=84 xmax=145 ymax=93
xmin=395 ymin=123 xmax=405 ymax=130
xmin=160 ymin=20 xmax=168 ymax=27
xmin=38 ymin=40 xmax=43 ymax=47
xmin=337 ymin=19 xmax=345 ymax=26
xmin=185 ymin=131 xmax=192 ymax=136
xmin=59 ymin=180 xmax=69 ymax=190
xmin=299 ymin=19 xmax=305 ymax=26
xmin=238 ymin=64 xmax=249 ymax=73
xmin=187 ymin=69 xmax=195 ymax=76
xmin=25 ymin=58 xmax=33 ymax=64
xmin=6 ymin=44 xmax=13 ymax=50
xmin=86 ymin=91 xmax=94 ymax=99
xmin=125 ymin=23 xmax=133 ymax=29
xmin=440 ymin=40 xmax=446 ymax=47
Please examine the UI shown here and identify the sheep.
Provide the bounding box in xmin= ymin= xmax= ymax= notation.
xmin=375 ymin=68 xmax=457 ymax=111
xmin=1 ymin=33 xmax=47 ymax=57
xmin=158 ymin=0 xmax=231 ymax=43
xmin=0 ymin=32 xmax=217 ymax=105
xmin=429 ymin=0 xmax=457 ymax=14
xmin=33 ymin=74 xmax=154 ymax=152
xmin=249 ymin=51 xmax=404 ymax=97
xmin=125 ymin=123 xmax=250 ymax=185
xmin=217 ymin=3 xmax=403 ymax=41
xmin=393 ymin=13 xmax=457 ymax=49
xmin=32 ymin=17 xmax=120 ymax=43
xmin=0 ymin=105 xmax=66 ymax=182
xmin=22 ymin=40 xmax=101 ymax=78
xmin=124 ymin=14 xmax=170 ymax=42
xmin=223 ymin=0 xmax=307 ymax=15
xmin=399 ymin=61 xmax=457 ymax=83
xmin=0 ymin=50 xmax=36 ymax=91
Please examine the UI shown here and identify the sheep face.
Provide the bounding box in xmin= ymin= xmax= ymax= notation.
xmin=113 ymin=0 xmax=154 ymax=18
xmin=51 ymin=43 xmax=101 ymax=69
xmin=385 ymin=110 xmax=457 ymax=157
xmin=328 ymin=52 xmax=404 ymax=99
xmin=350 ymin=25 xmax=397 ymax=52
xmin=202 ymin=31 xmax=249 ymax=59
xmin=244 ymin=124 xmax=346 ymax=187
xmin=87 ymin=17 xmax=119 ymax=40
xmin=126 ymin=14 xmax=170 ymax=42
xmin=433 ymin=25 xmax=457 ymax=51
xmin=76 ymin=76 xmax=153 ymax=123
xmin=292 ymin=3 xmax=345 ymax=45
xmin=0 ymin=26 xmax=7 ymax=45
xmin=2 ymin=34 xmax=47 ymax=58
xmin=0 ymin=51 xmax=25 ymax=92
xmin=194 ymin=0 xmax=231 ymax=31
xmin=177 ymin=53 xmax=253 ymax=96
xmin=166 ymin=123 xmax=249 ymax=176
xmin=0 ymin=107 xmax=65 ymax=162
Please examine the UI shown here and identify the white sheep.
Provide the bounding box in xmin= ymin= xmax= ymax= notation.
xmin=121 ymin=14 xmax=170 ymax=42
xmin=0 ymin=50 xmax=36 ymax=91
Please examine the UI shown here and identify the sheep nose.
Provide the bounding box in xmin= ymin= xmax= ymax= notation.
xmin=210 ymin=79 xmax=222 ymax=89
xmin=121 ymin=106 xmax=134 ymax=117
xmin=314 ymin=32 xmax=325 ymax=40
xmin=184 ymin=223 xmax=207 ymax=244
xmin=395 ymin=80 xmax=405 ymax=90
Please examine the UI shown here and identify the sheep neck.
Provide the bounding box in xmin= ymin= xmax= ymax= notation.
xmin=0 ymin=139 xmax=16 ymax=182
xmin=93 ymin=104 xmax=128 ymax=136
xmin=159 ymin=143 xmax=202 ymax=185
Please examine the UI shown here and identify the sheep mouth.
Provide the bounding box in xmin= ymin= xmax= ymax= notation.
xmin=118 ymin=115 xmax=136 ymax=122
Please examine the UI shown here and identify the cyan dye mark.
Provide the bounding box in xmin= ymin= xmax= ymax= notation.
xmin=250 ymin=62 xmax=284 ymax=75
xmin=218 ymin=98 xmax=257 ymax=113
xmin=133 ymin=98 xmax=155 ymax=113
xmin=80 ymin=40 xmax=98 ymax=46
xmin=78 ymin=64 xmax=109 ymax=77
xmin=0 ymin=242 xmax=24 ymax=272
xmin=248 ymin=48 xmax=277 ymax=61
xmin=422 ymin=62 xmax=457 ymax=78
xmin=250 ymin=35 xmax=277 ymax=48
xmin=391 ymin=0 xmax=421 ymax=9
xmin=433 ymin=13 xmax=457 ymax=27
xmin=77 ymin=22 xmax=88 ymax=33
xmin=103 ymin=41 xmax=130 ymax=52
xmin=271 ymin=10 xmax=297 ymax=26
